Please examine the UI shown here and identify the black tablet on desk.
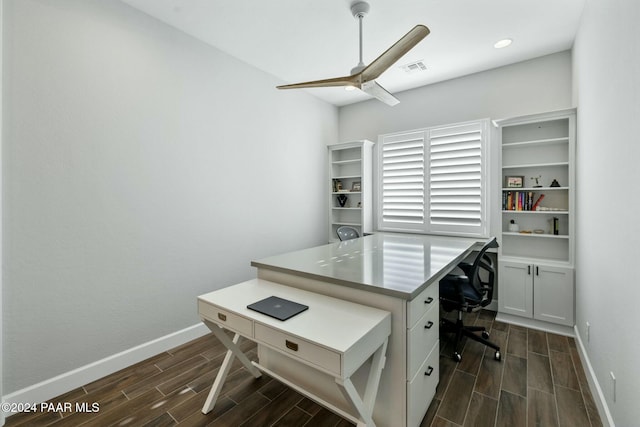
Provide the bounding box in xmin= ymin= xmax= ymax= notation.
xmin=247 ymin=296 xmax=309 ymax=321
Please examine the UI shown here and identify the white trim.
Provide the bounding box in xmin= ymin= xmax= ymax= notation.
xmin=573 ymin=326 xmax=615 ymax=427
xmin=1 ymin=0 xmax=5 ymax=423
xmin=2 ymin=323 xmax=209 ymax=407
xmin=494 ymin=312 xmax=574 ymax=337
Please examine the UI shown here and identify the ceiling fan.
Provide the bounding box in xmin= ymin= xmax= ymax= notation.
xmin=276 ymin=1 xmax=430 ymax=106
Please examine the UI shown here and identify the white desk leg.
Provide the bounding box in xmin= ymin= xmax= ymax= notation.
xmin=336 ymin=338 xmax=388 ymax=427
xmin=201 ymin=321 xmax=261 ymax=414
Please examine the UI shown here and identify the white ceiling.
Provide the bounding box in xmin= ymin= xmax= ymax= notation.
xmin=120 ymin=0 xmax=586 ymax=107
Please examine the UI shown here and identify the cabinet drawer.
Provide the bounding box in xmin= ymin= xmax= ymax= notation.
xmin=407 ymin=342 xmax=439 ymax=427
xmin=407 ymin=303 xmax=439 ymax=378
xmin=407 ymin=283 xmax=439 ymax=328
xmin=254 ymin=323 xmax=341 ymax=376
xmin=198 ymin=301 xmax=253 ymax=337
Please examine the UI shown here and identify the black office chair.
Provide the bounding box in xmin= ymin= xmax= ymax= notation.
xmin=439 ymin=237 xmax=501 ymax=362
xmin=336 ymin=226 xmax=359 ymax=241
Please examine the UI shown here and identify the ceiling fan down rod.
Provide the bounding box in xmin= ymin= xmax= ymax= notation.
xmin=350 ymin=1 xmax=370 ymax=74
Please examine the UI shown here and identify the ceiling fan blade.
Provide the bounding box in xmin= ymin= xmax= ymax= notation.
xmin=361 ymin=80 xmax=400 ymax=106
xmin=277 ymin=74 xmax=359 ymax=90
xmin=361 ymin=24 xmax=430 ymax=82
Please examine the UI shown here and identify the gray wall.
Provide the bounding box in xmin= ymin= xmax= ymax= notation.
xmin=2 ymin=0 xmax=337 ymax=394
xmin=573 ymin=0 xmax=640 ymax=425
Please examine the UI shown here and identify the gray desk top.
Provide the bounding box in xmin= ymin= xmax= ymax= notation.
xmin=251 ymin=232 xmax=487 ymax=300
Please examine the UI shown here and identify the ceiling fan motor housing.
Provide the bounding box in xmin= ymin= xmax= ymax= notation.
xmin=351 ymin=1 xmax=370 ymax=18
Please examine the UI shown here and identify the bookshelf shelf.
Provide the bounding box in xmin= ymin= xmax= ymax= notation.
xmin=501 ymin=210 xmax=569 ymax=214
xmin=502 ymin=161 xmax=569 ymax=169
xmin=501 ymin=187 xmax=568 ymax=191
xmin=502 ymin=232 xmax=569 ymax=239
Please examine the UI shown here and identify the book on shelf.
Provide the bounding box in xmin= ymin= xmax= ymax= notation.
xmin=502 ymin=191 xmax=541 ymax=211
xmin=532 ymin=194 xmax=545 ymax=210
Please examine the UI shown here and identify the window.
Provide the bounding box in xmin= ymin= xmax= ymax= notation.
xmin=378 ymin=119 xmax=489 ymax=237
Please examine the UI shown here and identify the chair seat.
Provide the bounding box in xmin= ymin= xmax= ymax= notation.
xmin=439 ymin=275 xmax=483 ymax=306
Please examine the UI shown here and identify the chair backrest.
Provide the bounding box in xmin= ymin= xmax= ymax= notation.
xmin=336 ymin=226 xmax=359 ymax=241
xmin=468 ymin=237 xmax=499 ymax=304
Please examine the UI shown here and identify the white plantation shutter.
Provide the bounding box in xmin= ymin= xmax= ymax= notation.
xmin=428 ymin=122 xmax=486 ymax=236
xmin=379 ymin=131 xmax=426 ymax=231
xmin=378 ymin=120 xmax=488 ymax=237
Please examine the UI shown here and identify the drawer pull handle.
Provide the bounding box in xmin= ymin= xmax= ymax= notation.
xmin=425 ymin=297 xmax=434 ymax=304
xmin=425 ymin=366 xmax=434 ymax=376
xmin=424 ymin=321 xmax=434 ymax=329
xmin=285 ymin=340 xmax=299 ymax=352
xmin=217 ymin=313 xmax=227 ymax=322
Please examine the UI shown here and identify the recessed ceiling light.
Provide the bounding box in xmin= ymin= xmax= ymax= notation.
xmin=494 ymin=38 xmax=513 ymax=49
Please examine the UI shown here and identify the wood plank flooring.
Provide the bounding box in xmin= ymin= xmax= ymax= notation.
xmin=5 ymin=310 xmax=602 ymax=427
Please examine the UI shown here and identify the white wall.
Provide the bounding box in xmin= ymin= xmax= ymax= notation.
xmin=339 ymin=51 xmax=573 ymax=142
xmin=572 ymin=0 xmax=640 ymax=425
xmin=2 ymin=0 xmax=337 ymax=395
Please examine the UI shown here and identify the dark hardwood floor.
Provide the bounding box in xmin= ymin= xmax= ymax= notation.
xmin=5 ymin=310 xmax=602 ymax=427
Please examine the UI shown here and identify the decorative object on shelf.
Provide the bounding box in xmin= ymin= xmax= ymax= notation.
xmin=531 ymin=175 xmax=542 ymax=187
xmin=550 ymin=179 xmax=561 ymax=187
xmin=337 ymin=194 xmax=349 ymax=207
xmin=551 ymin=217 xmax=559 ymax=235
xmin=357 ymin=202 xmax=362 ymax=208
xmin=506 ymin=176 xmax=524 ymax=188
xmin=333 ymin=179 xmax=343 ymax=192
xmin=508 ymin=219 xmax=519 ymax=232
xmin=534 ymin=229 xmax=544 ymax=234
xmin=351 ymin=181 xmax=361 ymax=191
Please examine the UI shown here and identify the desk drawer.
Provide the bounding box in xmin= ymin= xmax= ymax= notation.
xmin=407 ymin=341 xmax=439 ymax=427
xmin=198 ymin=301 xmax=253 ymax=337
xmin=407 ymin=283 xmax=439 ymax=328
xmin=254 ymin=323 xmax=341 ymax=376
xmin=407 ymin=303 xmax=439 ymax=378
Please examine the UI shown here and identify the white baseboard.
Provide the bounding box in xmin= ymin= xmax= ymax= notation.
xmin=573 ymin=326 xmax=615 ymax=427
xmin=2 ymin=323 xmax=209 ymax=407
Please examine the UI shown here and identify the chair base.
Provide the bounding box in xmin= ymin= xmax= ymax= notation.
xmin=440 ymin=315 xmax=501 ymax=362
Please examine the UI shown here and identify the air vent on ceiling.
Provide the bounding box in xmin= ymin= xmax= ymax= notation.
xmin=400 ymin=60 xmax=427 ymax=74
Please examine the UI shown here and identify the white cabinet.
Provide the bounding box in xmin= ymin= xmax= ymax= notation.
xmin=328 ymin=140 xmax=373 ymax=242
xmin=534 ymin=264 xmax=574 ymax=326
xmin=494 ymin=109 xmax=576 ymax=329
xmin=499 ymin=260 xmax=574 ymax=327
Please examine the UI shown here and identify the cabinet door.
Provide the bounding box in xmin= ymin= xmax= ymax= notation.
xmin=533 ymin=265 xmax=574 ymax=326
xmin=498 ymin=261 xmax=533 ymax=318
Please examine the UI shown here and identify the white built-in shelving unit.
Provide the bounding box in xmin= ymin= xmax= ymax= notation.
xmin=493 ymin=109 xmax=576 ymax=332
xmin=328 ymin=140 xmax=373 ymax=242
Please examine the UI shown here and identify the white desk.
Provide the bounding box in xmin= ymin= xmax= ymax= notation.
xmin=251 ymin=232 xmax=487 ymax=427
xmin=198 ymin=279 xmax=391 ymax=427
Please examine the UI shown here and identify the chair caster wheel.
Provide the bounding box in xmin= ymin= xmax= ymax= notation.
xmin=494 ymin=351 xmax=501 ymax=361
xmin=453 ymin=352 xmax=462 ymax=362
xmin=482 ymin=331 xmax=490 ymax=339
